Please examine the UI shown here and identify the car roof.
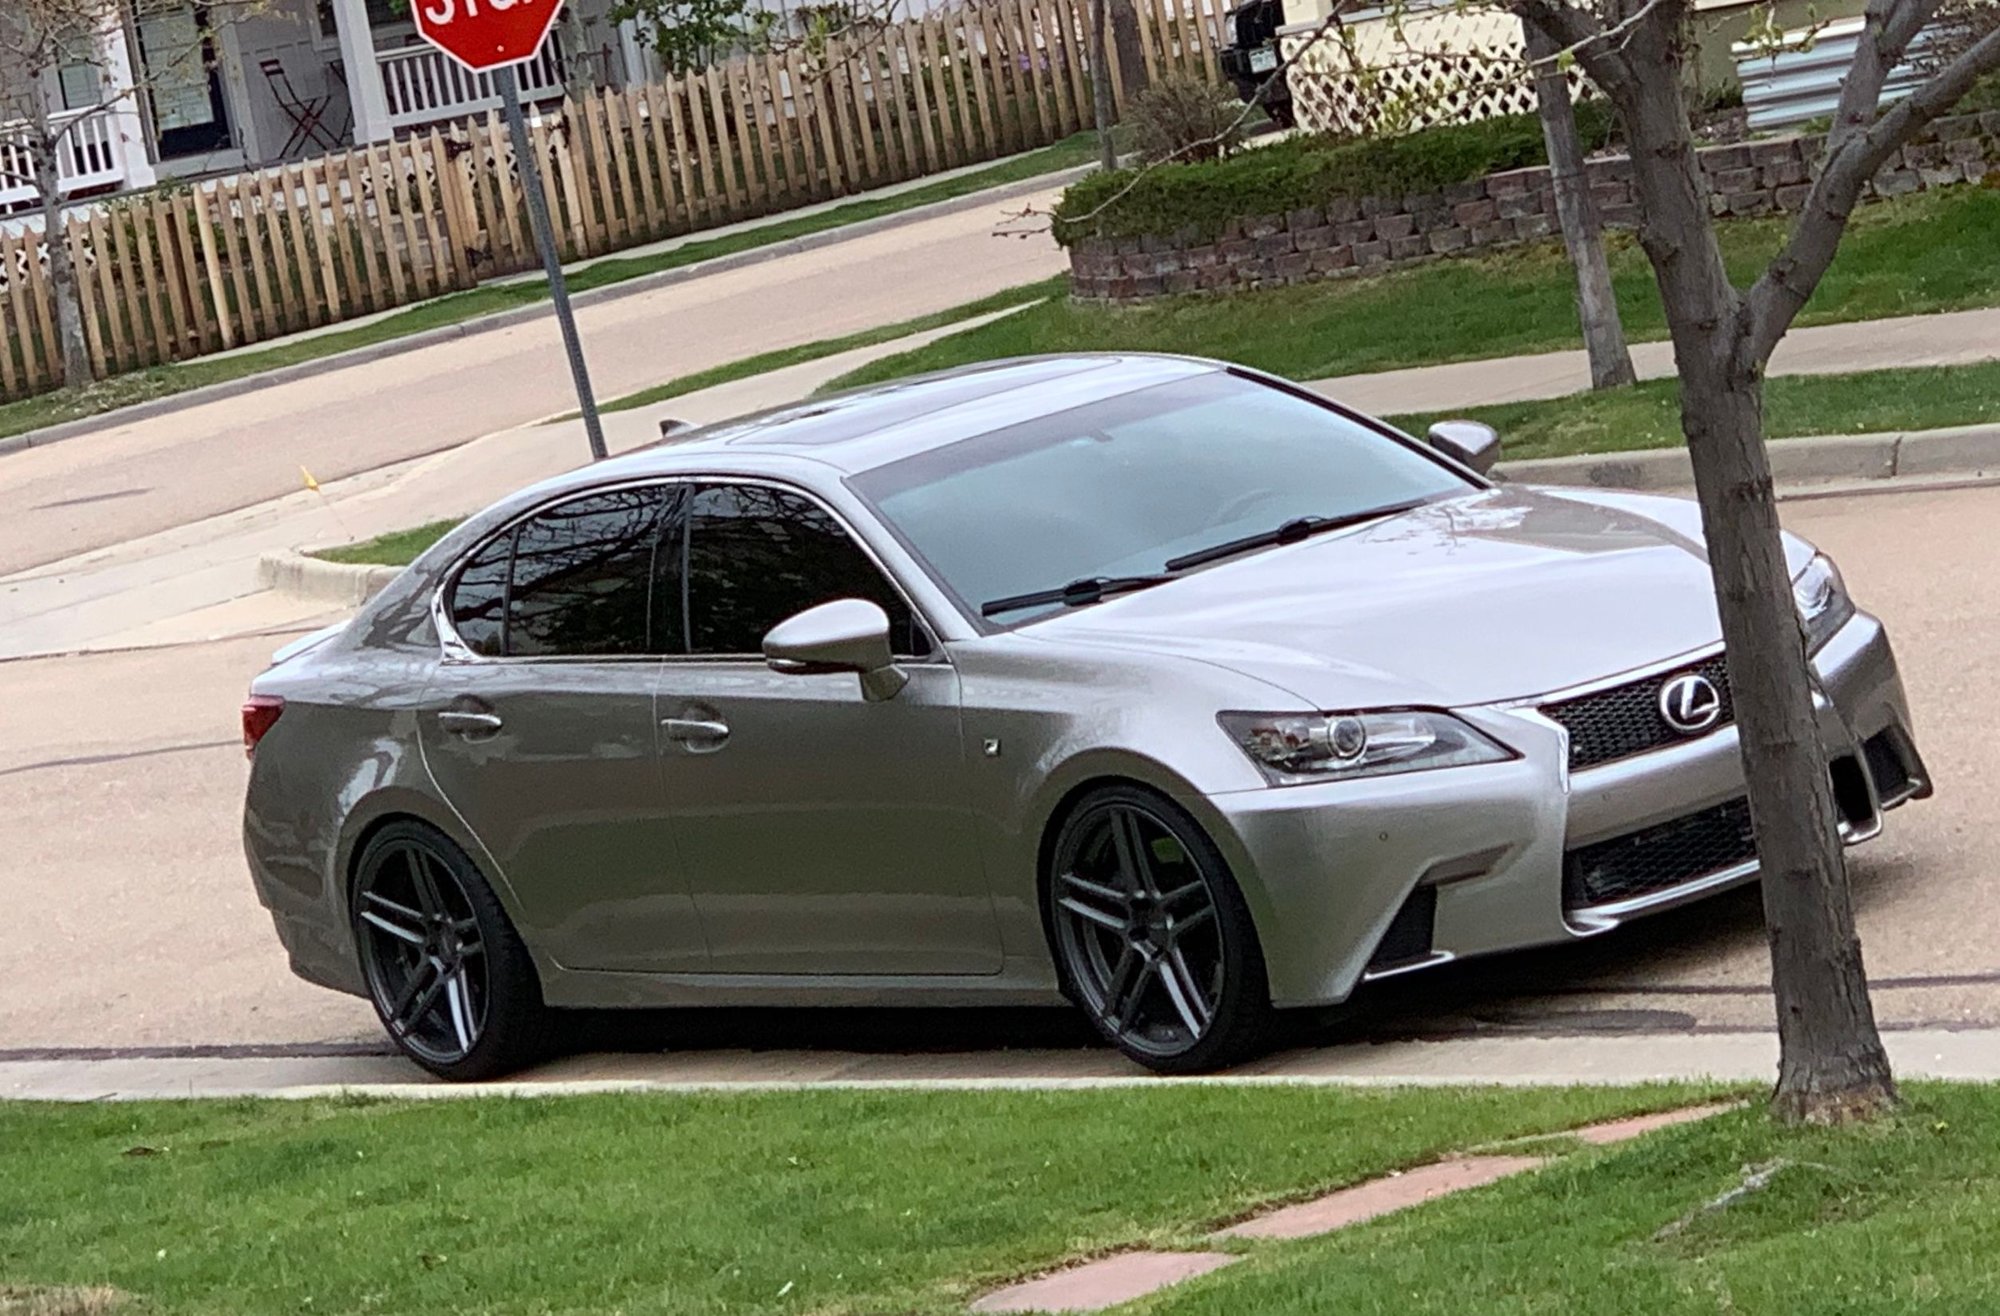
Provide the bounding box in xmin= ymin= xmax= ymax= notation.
xmin=589 ymin=353 xmax=1224 ymax=481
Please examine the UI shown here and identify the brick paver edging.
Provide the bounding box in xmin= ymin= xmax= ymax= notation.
xmin=1067 ymin=111 xmax=2000 ymax=303
xmin=969 ymin=1102 xmax=1740 ymax=1313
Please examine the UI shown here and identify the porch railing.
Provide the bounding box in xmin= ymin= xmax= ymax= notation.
xmin=0 ymin=107 xmax=129 ymax=212
xmin=377 ymin=38 xmax=568 ymax=132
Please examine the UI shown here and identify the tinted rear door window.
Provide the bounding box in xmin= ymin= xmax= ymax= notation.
xmin=682 ymin=484 xmax=927 ymax=657
xmin=508 ymin=486 xmax=676 ymax=657
xmin=448 ymin=533 xmax=511 ymax=657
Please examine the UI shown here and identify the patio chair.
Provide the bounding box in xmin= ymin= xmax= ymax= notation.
xmin=261 ymin=58 xmax=340 ymax=158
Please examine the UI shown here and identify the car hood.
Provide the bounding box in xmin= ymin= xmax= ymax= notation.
xmin=1026 ymin=486 xmax=1808 ymax=709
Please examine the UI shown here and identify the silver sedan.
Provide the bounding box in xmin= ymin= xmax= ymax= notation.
xmin=241 ymin=355 xmax=1930 ymax=1079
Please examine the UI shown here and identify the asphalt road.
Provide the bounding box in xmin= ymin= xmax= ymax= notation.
xmin=1 ymin=481 xmax=1994 ymax=1059
xmin=0 ymin=188 xmax=1069 ymax=580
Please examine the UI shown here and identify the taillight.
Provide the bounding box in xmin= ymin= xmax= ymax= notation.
xmin=243 ymin=695 xmax=285 ymax=757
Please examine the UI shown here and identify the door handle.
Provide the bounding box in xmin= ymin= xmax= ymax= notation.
xmin=437 ymin=710 xmax=504 ymax=737
xmin=660 ymin=717 xmax=730 ymax=745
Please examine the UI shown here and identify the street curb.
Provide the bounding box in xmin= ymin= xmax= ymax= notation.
xmin=256 ymin=549 xmax=402 ymax=607
xmin=1494 ymin=422 xmax=2000 ymax=489
xmin=0 ymin=165 xmax=1091 ymax=459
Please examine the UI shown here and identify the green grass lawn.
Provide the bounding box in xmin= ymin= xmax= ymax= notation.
xmin=0 ymin=132 xmax=1109 ymax=446
xmin=0 ymin=1084 xmax=1712 ymax=1316
xmin=312 ymin=519 xmax=461 ymax=567
xmin=1149 ymin=1083 xmax=2000 ymax=1314
xmin=824 ymin=186 xmax=2000 ymax=394
xmin=1388 ymin=360 xmax=2000 ymax=462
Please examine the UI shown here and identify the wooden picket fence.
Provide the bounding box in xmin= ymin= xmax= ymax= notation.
xmin=0 ymin=133 xmax=473 ymax=397
xmin=0 ymin=0 xmax=1220 ymax=403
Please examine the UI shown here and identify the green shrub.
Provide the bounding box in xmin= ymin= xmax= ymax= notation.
xmin=1956 ymin=68 xmax=2000 ymax=114
xmin=1128 ymin=73 xmax=1246 ymax=164
xmin=1052 ymin=103 xmax=1616 ymax=245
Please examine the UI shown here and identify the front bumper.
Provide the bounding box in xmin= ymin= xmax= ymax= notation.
xmin=1203 ymin=612 xmax=1929 ymax=1008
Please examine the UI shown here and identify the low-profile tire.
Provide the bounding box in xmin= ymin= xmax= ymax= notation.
xmin=351 ymin=820 xmax=552 ymax=1082
xmin=1045 ymin=784 xmax=1273 ymax=1074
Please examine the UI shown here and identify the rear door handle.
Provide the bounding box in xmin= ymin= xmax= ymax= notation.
xmin=437 ymin=710 xmax=504 ymax=737
xmin=660 ymin=717 xmax=730 ymax=745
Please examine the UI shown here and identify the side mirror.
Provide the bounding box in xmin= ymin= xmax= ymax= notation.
xmin=1426 ymin=419 xmax=1502 ymax=475
xmin=762 ymin=598 xmax=908 ymax=702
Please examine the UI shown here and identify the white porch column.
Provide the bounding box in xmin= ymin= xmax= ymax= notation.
xmin=332 ymin=0 xmax=394 ymax=144
xmin=98 ymin=16 xmax=157 ymax=189
xmin=616 ymin=19 xmax=651 ymax=85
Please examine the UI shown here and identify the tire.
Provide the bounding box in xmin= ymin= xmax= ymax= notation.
xmin=350 ymin=819 xmax=552 ymax=1081
xmin=1044 ymin=785 xmax=1273 ymax=1074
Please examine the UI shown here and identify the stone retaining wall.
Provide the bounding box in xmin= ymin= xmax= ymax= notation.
xmin=1067 ymin=111 xmax=2000 ymax=302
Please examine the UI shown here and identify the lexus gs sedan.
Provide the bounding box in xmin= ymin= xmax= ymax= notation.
xmin=242 ymin=354 xmax=1931 ymax=1080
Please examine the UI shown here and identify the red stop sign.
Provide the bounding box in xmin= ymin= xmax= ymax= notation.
xmin=415 ymin=0 xmax=565 ymax=74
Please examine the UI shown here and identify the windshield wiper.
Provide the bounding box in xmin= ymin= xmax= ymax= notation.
xmin=1164 ymin=497 xmax=1436 ymax=573
xmin=981 ymin=573 xmax=1178 ymax=618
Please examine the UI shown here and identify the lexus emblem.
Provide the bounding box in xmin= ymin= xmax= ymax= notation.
xmin=1659 ymin=673 xmax=1724 ymax=735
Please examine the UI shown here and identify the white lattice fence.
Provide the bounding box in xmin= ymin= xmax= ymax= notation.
xmin=1282 ymin=9 xmax=1583 ymax=136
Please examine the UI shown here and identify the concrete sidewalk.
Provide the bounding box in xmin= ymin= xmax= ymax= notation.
xmin=6 ymin=1027 xmax=1998 ymax=1100
xmin=1316 ymin=304 xmax=2000 ymax=416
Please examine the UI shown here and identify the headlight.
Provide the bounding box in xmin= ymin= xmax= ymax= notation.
xmin=1792 ymin=553 xmax=1854 ymax=654
xmin=1218 ymin=709 xmax=1515 ymax=786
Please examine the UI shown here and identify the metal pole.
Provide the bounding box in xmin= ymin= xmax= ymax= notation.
xmin=498 ymin=65 xmax=607 ymax=462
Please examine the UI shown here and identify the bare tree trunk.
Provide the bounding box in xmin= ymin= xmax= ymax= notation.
xmin=1089 ymin=0 xmax=1117 ymax=171
xmin=1107 ymin=0 xmax=1148 ymax=105
xmin=1613 ymin=18 xmax=1895 ymax=1124
xmin=1524 ymin=20 xmax=1634 ymax=390
xmin=32 ymin=136 xmax=92 ymax=390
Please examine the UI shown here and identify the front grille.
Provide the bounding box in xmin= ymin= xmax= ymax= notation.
xmin=1541 ymin=655 xmax=1735 ymax=771
xmin=1564 ymin=797 xmax=1758 ymax=911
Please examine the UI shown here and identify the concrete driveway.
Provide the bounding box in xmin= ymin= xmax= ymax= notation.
xmin=2 ymin=481 xmax=1995 ymax=1068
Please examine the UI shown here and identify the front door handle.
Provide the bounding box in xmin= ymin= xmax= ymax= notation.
xmin=660 ymin=716 xmax=730 ymax=745
xmin=437 ymin=710 xmax=504 ymax=737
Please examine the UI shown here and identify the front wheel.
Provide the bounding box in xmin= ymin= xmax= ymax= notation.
xmin=1046 ymin=786 xmax=1272 ymax=1074
xmin=351 ymin=820 xmax=551 ymax=1081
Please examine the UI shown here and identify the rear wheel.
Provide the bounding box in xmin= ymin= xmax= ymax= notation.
xmin=352 ymin=820 xmax=550 ymax=1081
xmin=1046 ymin=785 xmax=1272 ymax=1073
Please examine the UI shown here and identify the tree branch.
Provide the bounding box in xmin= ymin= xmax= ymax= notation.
xmin=1824 ymin=0 xmax=1940 ymax=161
xmin=1745 ymin=16 xmax=2000 ymax=362
xmin=1508 ymin=0 xmax=1636 ymax=95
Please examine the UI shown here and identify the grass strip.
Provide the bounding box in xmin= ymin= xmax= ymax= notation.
xmin=0 ymin=132 xmax=1106 ymax=446
xmin=0 ymin=1083 xmax=1717 ymax=1316
xmin=823 ymin=186 xmax=2000 ymax=394
xmin=1387 ymin=360 xmax=2000 ymax=462
xmin=591 ymin=275 xmax=1069 ymax=416
xmin=312 ymin=519 xmax=462 ymax=568
xmin=1146 ymin=1083 xmax=1997 ymax=1314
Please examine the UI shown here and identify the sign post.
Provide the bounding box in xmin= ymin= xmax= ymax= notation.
xmin=415 ymin=0 xmax=607 ymax=462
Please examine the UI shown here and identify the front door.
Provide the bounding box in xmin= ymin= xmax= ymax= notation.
xmin=657 ymin=482 xmax=1002 ymax=977
xmin=419 ymin=485 xmax=707 ymax=973
xmin=135 ymin=3 xmax=232 ymax=158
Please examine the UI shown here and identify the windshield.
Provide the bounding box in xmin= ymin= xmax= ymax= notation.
xmin=850 ymin=371 xmax=1474 ymax=624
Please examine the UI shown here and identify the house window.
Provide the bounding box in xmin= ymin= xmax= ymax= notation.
xmin=58 ymin=62 xmax=105 ymax=111
xmin=316 ymin=0 xmax=412 ymax=40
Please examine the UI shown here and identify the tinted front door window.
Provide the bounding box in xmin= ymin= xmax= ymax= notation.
xmin=683 ymin=484 xmax=926 ymax=656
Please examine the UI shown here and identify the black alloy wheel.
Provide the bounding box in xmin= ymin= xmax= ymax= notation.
xmin=352 ymin=820 xmax=550 ymax=1081
xmin=1047 ymin=785 xmax=1272 ymax=1073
